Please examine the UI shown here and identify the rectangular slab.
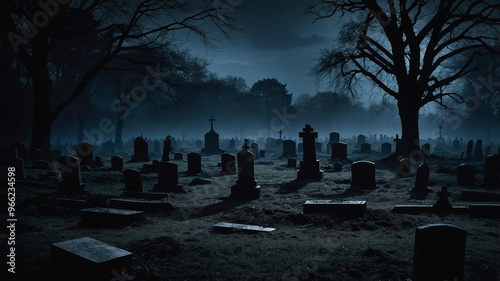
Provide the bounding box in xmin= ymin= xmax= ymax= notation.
xmin=81 ymin=207 xmax=145 ymax=226
xmin=51 ymin=237 xmax=132 ymax=272
xmin=469 ymin=204 xmax=500 ymax=218
xmin=212 ymin=222 xmax=275 ymax=233
xmin=121 ymin=191 xmax=169 ymax=200
xmin=460 ymin=190 xmax=500 ymax=202
xmin=303 ymin=200 xmax=367 ymax=217
xmin=109 ymin=198 xmax=174 ymax=211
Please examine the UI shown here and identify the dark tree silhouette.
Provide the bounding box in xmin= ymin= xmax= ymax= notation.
xmin=0 ymin=0 xmax=237 ymax=157
xmin=250 ymin=78 xmax=293 ymax=121
xmin=309 ymin=0 xmax=500 ymax=153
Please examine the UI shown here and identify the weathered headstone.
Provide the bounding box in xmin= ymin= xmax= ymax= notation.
xmin=162 ymin=136 xmax=171 ymax=161
xmin=123 ymin=169 xmax=142 ymax=192
xmin=351 ymin=161 xmax=376 ymax=189
xmin=201 ymin=116 xmax=222 ymax=155
xmin=297 ymin=125 xmax=323 ymax=180
xmin=174 ymin=152 xmax=183 ymax=160
xmin=412 ymin=163 xmax=431 ymax=192
xmin=153 ymin=161 xmax=183 ymax=192
xmin=473 ymin=139 xmax=483 ymax=161
xmin=76 ymin=142 xmax=94 ymax=166
xmin=330 ymin=132 xmax=340 ymax=144
xmin=398 ymin=158 xmax=412 ymax=177
xmin=231 ymin=140 xmax=260 ymax=199
xmin=331 ymin=142 xmax=347 ymax=160
xmin=381 ymin=142 xmax=392 ymax=154
xmin=111 ymin=155 xmax=123 ymax=171
xmin=465 ymin=140 xmax=473 ymax=161
xmin=282 ymin=140 xmax=297 ymax=158
xmin=360 ymin=143 xmax=371 ymax=154
xmin=58 ymin=156 xmax=85 ymax=194
xmin=287 ymin=158 xmax=296 ymax=168
xmin=187 ymin=152 xmax=202 ymax=174
xmin=357 ymin=134 xmax=366 ymax=146
xmin=483 ymin=154 xmax=500 ymax=188
xmin=131 ymin=137 xmax=150 ymax=162
xmin=221 ymin=153 xmax=236 ymax=175
xmin=456 ymin=164 xmax=476 ymax=186
xmin=412 ymin=224 xmax=467 ymax=281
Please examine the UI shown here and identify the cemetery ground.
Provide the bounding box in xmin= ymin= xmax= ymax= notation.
xmin=2 ymin=152 xmax=499 ymax=281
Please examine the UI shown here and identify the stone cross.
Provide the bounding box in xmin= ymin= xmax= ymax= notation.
xmin=299 ymin=124 xmax=318 ymax=162
xmin=209 ymin=116 xmax=215 ymax=131
xmin=278 ymin=129 xmax=283 ymax=140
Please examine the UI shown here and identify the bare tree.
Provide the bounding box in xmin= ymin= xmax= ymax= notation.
xmin=1 ymin=0 xmax=237 ymax=157
xmin=309 ymin=0 xmax=500 ymax=154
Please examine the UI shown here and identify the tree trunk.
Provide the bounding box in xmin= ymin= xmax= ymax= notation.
xmin=30 ymin=73 xmax=54 ymax=159
xmin=398 ymin=102 xmax=420 ymax=154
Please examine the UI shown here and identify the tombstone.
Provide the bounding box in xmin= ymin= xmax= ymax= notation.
xmin=473 ymin=139 xmax=483 ymax=161
xmin=153 ymin=140 xmax=161 ymax=154
xmin=412 ymin=224 xmax=467 ymax=281
xmin=287 ymin=158 xmax=296 ymax=168
xmin=123 ymin=169 xmax=142 ymax=192
xmin=29 ymin=147 xmax=43 ymax=161
xmin=187 ymin=152 xmax=202 ymax=175
xmin=360 ymin=143 xmax=371 ymax=154
xmin=94 ymin=156 xmax=103 ymax=167
xmin=398 ymin=158 xmax=412 ymax=177
xmin=58 ymin=156 xmax=85 ymax=194
xmin=357 ymin=134 xmax=366 ymax=146
xmin=251 ymin=143 xmax=259 ymax=159
xmin=483 ymin=154 xmax=500 ymax=188
xmin=297 ymin=143 xmax=303 ymax=153
xmin=412 ymin=163 xmax=431 ymax=192
xmin=265 ymin=137 xmax=275 ymax=149
xmin=330 ymin=132 xmax=340 ymax=144
xmin=196 ymin=139 xmax=203 ymax=148
xmin=313 ymin=142 xmax=321 ymax=154
xmin=221 ymin=153 xmax=236 ymax=175
xmin=102 ymin=140 xmax=114 ymax=153
xmin=350 ymin=161 xmax=376 ymax=189
xmin=421 ymin=143 xmax=431 ymax=156
xmin=453 ymin=138 xmax=461 ymax=152
xmin=465 ymin=140 xmax=473 ymax=161
xmin=109 ymin=155 xmax=123 ymax=171
xmin=331 ymin=142 xmax=347 ymax=160
xmin=433 ymin=186 xmax=452 ymax=213
xmin=76 ymin=142 xmax=93 ymax=166
xmin=13 ymin=142 xmax=27 ymax=162
xmin=259 ymin=150 xmax=265 ymax=158
xmin=282 ymin=140 xmax=297 ymax=158
xmin=8 ymin=148 xmax=25 ymax=179
xmin=297 ymin=125 xmax=323 ymax=180
xmin=153 ymin=161 xmax=183 ymax=192
xmin=131 ymin=137 xmax=150 ymax=162
xmin=381 ymin=142 xmax=392 ymax=154
xmin=231 ymin=140 xmax=260 ymax=199
xmin=162 ymin=136 xmax=171 ymax=161
xmin=456 ymin=164 xmax=476 ymax=186
xmin=394 ymin=134 xmax=408 ymax=156
xmin=201 ymin=116 xmax=222 ymax=155
xmin=174 ymin=152 xmax=183 ymax=160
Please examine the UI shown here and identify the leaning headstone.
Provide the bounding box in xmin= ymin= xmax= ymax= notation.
xmin=297 ymin=124 xmax=323 ymax=180
xmin=483 ymin=154 xmax=500 ymax=188
xmin=360 ymin=143 xmax=371 ymax=154
xmin=456 ymin=164 xmax=476 ymax=186
xmin=123 ymin=169 xmax=142 ymax=192
xmin=398 ymin=158 xmax=412 ymax=177
xmin=58 ymin=156 xmax=85 ymax=194
xmin=350 ymin=161 xmax=376 ymax=189
xmin=51 ymin=237 xmax=133 ymax=275
xmin=412 ymin=163 xmax=431 ymax=193
xmin=412 ymin=224 xmax=467 ymax=281
xmin=187 ymin=152 xmax=202 ymax=175
xmin=465 ymin=140 xmax=473 ymax=161
xmin=131 ymin=137 xmax=150 ymax=162
xmin=287 ymin=158 xmax=296 ymax=168
xmin=381 ymin=142 xmax=391 ymax=154
xmin=331 ymin=142 xmax=347 ymax=160
xmin=111 ymin=155 xmax=123 ymax=171
xmin=221 ymin=153 xmax=236 ymax=175
xmin=174 ymin=152 xmax=183 ymax=160
xmin=282 ymin=140 xmax=297 ymax=158
xmin=13 ymin=142 xmax=28 ymax=162
xmin=153 ymin=161 xmax=183 ymax=192
xmin=473 ymin=139 xmax=483 ymax=161
xmin=231 ymin=140 xmax=260 ymax=199
xmin=76 ymin=142 xmax=94 ymax=166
